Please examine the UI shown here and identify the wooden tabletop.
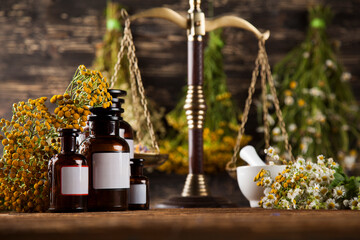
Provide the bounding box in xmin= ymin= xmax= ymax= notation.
xmin=0 ymin=208 xmax=359 ymax=240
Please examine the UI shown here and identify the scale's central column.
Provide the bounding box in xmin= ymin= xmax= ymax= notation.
xmin=158 ymin=0 xmax=234 ymax=208
xmin=182 ymin=0 xmax=209 ymax=197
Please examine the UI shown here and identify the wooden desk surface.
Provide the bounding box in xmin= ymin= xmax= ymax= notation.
xmin=0 ymin=208 xmax=359 ymax=240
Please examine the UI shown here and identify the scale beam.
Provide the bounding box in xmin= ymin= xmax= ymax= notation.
xmin=130 ymin=7 xmax=187 ymax=29
xmin=206 ymin=16 xmax=270 ymax=40
xmin=130 ymin=7 xmax=270 ymax=39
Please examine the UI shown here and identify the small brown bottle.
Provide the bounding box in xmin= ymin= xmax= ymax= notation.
xmin=129 ymin=158 xmax=149 ymax=210
xmin=80 ymin=107 xmax=130 ymax=211
xmin=49 ymin=129 xmax=88 ymax=212
xmin=108 ymin=89 xmax=134 ymax=159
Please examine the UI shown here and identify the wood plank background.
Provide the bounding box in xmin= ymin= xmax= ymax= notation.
xmin=0 ymin=0 xmax=359 ymax=122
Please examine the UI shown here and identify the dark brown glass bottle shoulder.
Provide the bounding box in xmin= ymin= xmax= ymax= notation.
xmin=51 ymin=154 xmax=87 ymax=166
xmin=81 ymin=136 xmax=130 ymax=153
xmin=130 ymin=178 xmax=148 ymax=186
xmin=130 ymin=176 xmax=148 ymax=181
xmin=120 ymin=120 xmax=133 ymax=139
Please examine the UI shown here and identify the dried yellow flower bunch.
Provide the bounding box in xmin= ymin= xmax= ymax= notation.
xmin=50 ymin=64 xmax=112 ymax=131
xmin=0 ymin=65 xmax=111 ymax=212
xmin=0 ymin=97 xmax=59 ymax=212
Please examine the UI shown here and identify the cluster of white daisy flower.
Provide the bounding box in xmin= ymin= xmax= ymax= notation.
xmin=254 ymin=147 xmax=360 ymax=210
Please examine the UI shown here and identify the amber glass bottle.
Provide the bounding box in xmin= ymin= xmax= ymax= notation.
xmin=108 ymin=89 xmax=134 ymax=159
xmin=80 ymin=107 xmax=130 ymax=211
xmin=49 ymin=129 xmax=88 ymax=212
xmin=129 ymin=159 xmax=149 ymax=210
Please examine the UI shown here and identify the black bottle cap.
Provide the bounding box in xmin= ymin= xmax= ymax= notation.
xmin=130 ymin=158 xmax=145 ymax=166
xmin=108 ymin=89 xmax=127 ymax=98
xmin=111 ymin=98 xmax=125 ymax=108
xmin=88 ymin=107 xmax=123 ymax=121
xmin=58 ymin=128 xmax=79 ymax=137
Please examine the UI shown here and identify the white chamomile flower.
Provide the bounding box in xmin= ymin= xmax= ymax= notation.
xmin=265 ymin=193 xmax=276 ymax=203
xmin=333 ymin=186 xmax=346 ymax=199
xmin=267 ymin=114 xmax=275 ymax=126
xmin=341 ymin=125 xmax=349 ymax=131
xmin=354 ymin=202 xmax=360 ymax=210
xmin=343 ymin=199 xmax=350 ymax=208
xmin=325 ymin=198 xmax=339 ymax=210
xmin=280 ymin=199 xmax=290 ymax=209
xmin=263 ymin=187 xmax=271 ymax=196
xmin=325 ymin=59 xmax=335 ymax=69
xmin=313 ymin=183 xmax=321 ymax=191
xmin=305 ymin=161 xmax=313 ymax=172
xmin=263 ymin=200 xmax=274 ymax=209
xmin=287 ymin=188 xmax=302 ymax=200
xmin=303 ymin=51 xmax=310 ymax=58
xmin=285 ymin=96 xmax=294 ymax=105
xmin=320 ymin=187 xmax=328 ymax=196
xmin=341 ymin=72 xmax=351 ymax=82
xmin=307 ymin=126 xmax=316 ymax=134
xmin=309 ymin=87 xmax=325 ymax=98
xmin=295 ymin=157 xmax=305 ymax=168
xmin=349 ymin=197 xmax=358 ymax=209
xmin=307 ymin=200 xmax=319 ymax=209
xmin=330 ymin=160 xmax=339 ymax=169
xmin=273 ymin=182 xmax=281 ymax=190
xmin=272 ymin=127 xmax=281 ymax=136
xmin=263 ymin=177 xmax=273 ymax=187
xmin=321 ymin=173 xmax=331 ymax=184
xmin=317 ymin=155 xmax=325 ymax=165
xmin=344 ymin=155 xmax=356 ymax=171
xmin=307 ymin=183 xmax=320 ymax=195
xmin=264 ymin=146 xmax=275 ymax=157
xmin=288 ymin=123 xmax=297 ymax=132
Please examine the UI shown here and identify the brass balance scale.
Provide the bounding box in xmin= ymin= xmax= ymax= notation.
xmin=111 ymin=0 xmax=293 ymax=208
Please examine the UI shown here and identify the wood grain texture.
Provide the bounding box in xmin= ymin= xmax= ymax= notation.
xmin=1 ymin=208 xmax=360 ymax=240
xmin=0 ymin=0 xmax=359 ymax=130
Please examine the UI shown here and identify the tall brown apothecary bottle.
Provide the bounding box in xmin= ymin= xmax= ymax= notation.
xmin=129 ymin=158 xmax=149 ymax=210
xmin=108 ymin=89 xmax=134 ymax=159
xmin=49 ymin=129 xmax=88 ymax=212
xmin=80 ymin=107 xmax=130 ymax=211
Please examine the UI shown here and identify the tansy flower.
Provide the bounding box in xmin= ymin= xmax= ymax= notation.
xmin=297 ymin=99 xmax=306 ymax=107
xmin=289 ymin=81 xmax=297 ymax=89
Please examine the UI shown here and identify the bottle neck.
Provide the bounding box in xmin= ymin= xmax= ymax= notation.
xmin=90 ymin=120 xmax=119 ymax=137
xmin=131 ymin=165 xmax=143 ymax=176
xmin=60 ymin=135 xmax=77 ymax=153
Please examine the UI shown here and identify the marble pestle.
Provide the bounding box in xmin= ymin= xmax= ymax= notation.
xmin=239 ymin=145 xmax=266 ymax=166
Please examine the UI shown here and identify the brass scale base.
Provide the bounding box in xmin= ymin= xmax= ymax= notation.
xmin=156 ymin=174 xmax=236 ymax=208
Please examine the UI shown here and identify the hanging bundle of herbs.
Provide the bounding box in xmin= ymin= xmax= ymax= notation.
xmin=259 ymin=5 xmax=360 ymax=171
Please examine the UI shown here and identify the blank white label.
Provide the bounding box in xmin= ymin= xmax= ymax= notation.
xmin=119 ymin=128 xmax=125 ymax=138
xmin=61 ymin=166 xmax=89 ymax=195
xmin=92 ymin=152 xmax=130 ymax=189
xmin=129 ymin=184 xmax=147 ymax=204
xmin=126 ymin=139 xmax=134 ymax=159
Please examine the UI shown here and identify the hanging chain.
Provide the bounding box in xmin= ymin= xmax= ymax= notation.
xmin=110 ymin=10 xmax=129 ymax=89
xmin=260 ymin=40 xmax=270 ymax=152
xmin=111 ymin=9 xmax=160 ymax=153
xmin=260 ymin=41 xmax=294 ymax=162
xmin=227 ymin=36 xmax=294 ymax=171
xmin=226 ymin=48 xmax=261 ymax=171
